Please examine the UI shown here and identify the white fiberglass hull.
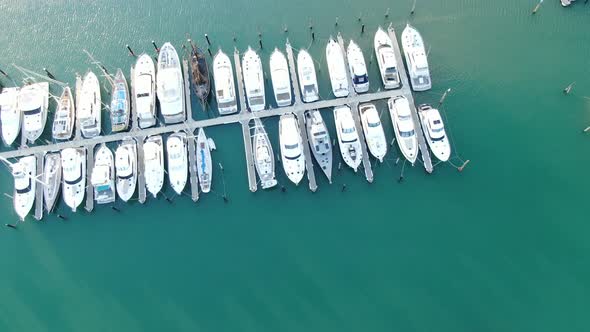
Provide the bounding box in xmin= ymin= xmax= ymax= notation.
xmin=359 ymin=103 xmax=387 ymax=162
xmin=20 ymin=82 xmax=49 ymax=143
xmin=157 ymin=43 xmax=185 ymax=124
xmin=166 ymin=132 xmax=188 ymax=195
xmin=326 ymin=38 xmax=349 ymax=98
xmin=347 ymin=40 xmax=369 ymax=93
xmin=213 ymin=50 xmax=238 ymax=115
xmin=92 ymin=145 xmax=115 ymax=205
xmin=388 ymin=97 xmax=418 ymax=164
xmin=196 ymin=128 xmax=213 ymax=193
xmin=115 ymin=138 xmax=137 ymax=202
xmin=374 ymin=28 xmax=401 ymax=89
xmin=401 ymin=24 xmax=432 ymax=92
xmin=79 ymin=72 xmax=101 ymax=138
xmin=297 ymin=50 xmax=319 ymax=103
xmin=334 ymin=105 xmax=362 ymax=171
xmin=134 ymin=54 xmax=157 ymax=128
xmin=61 ymin=147 xmax=86 ymax=212
xmin=242 ymin=47 xmax=266 ymax=112
xmin=252 ymin=118 xmax=277 ymax=189
xmin=305 ymin=110 xmax=332 ymax=182
xmin=418 ymin=104 xmax=451 ymax=162
xmin=43 ymin=152 xmax=61 ymax=212
xmin=144 ymin=135 xmax=164 ymax=198
xmin=269 ymin=48 xmax=293 ymax=107
xmin=13 ymin=155 xmax=36 ymax=221
xmin=0 ymin=87 xmax=20 ymax=145
xmin=279 ymin=114 xmax=305 ymax=185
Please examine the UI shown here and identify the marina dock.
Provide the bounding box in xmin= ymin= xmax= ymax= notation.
xmin=1 ymin=28 xmax=440 ymax=221
xmin=182 ymin=58 xmax=200 ymax=201
xmin=34 ymin=152 xmax=44 ymax=220
xmin=136 ymin=136 xmax=147 ymax=204
xmin=387 ymin=26 xmax=433 ymax=173
xmin=85 ymin=145 xmax=95 ymax=212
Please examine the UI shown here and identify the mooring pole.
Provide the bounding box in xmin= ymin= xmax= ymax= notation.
xmin=126 ymin=44 xmax=136 ymax=57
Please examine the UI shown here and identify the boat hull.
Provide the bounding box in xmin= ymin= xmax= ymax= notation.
xmin=334 ymin=106 xmax=362 ymax=171
xmin=252 ymin=118 xmax=277 ymax=189
xmin=134 ymin=54 xmax=157 ymax=129
xmin=43 ymin=152 xmax=61 ymax=212
xmin=13 ymin=155 xmax=36 ymax=221
xmin=305 ymin=110 xmax=332 ymax=182
xmin=115 ymin=138 xmax=137 ymax=202
xmin=110 ymin=69 xmax=130 ymax=132
xmin=166 ymin=132 xmax=188 ymax=195
xmin=196 ymin=128 xmax=212 ymax=193
xmin=61 ymin=147 xmax=86 ymax=212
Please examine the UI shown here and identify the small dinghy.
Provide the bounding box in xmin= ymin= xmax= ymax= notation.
xmin=196 ymin=128 xmax=213 ymax=193
xmin=43 ymin=152 xmax=62 ymax=212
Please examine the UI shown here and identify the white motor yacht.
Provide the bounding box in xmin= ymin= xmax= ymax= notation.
xmin=374 ymin=27 xmax=401 ymax=89
xmin=212 ymin=49 xmax=238 ymax=115
xmin=115 ymin=138 xmax=137 ymax=202
xmin=326 ymin=38 xmax=349 ymax=98
xmin=269 ymin=48 xmax=292 ymax=107
xmin=279 ymin=113 xmax=305 ymax=185
xmin=305 ymin=110 xmax=332 ymax=182
xmin=157 ymin=42 xmax=185 ymax=124
xmin=0 ymin=87 xmax=20 ymax=145
xmin=134 ymin=53 xmax=157 ymax=128
xmin=43 ymin=152 xmax=61 ymax=213
xmin=144 ymin=135 xmax=164 ymax=198
xmin=110 ymin=68 xmax=130 ymax=132
xmin=242 ymin=46 xmax=266 ymax=112
xmin=166 ymin=132 xmax=188 ymax=195
xmin=78 ymin=72 xmax=101 ymax=138
xmin=418 ymin=104 xmax=451 ymax=162
xmin=401 ymin=24 xmax=432 ymax=91
xmin=334 ymin=105 xmax=362 ymax=171
xmin=296 ymin=49 xmax=319 ymax=103
xmin=19 ymin=82 xmax=49 ymax=143
xmin=359 ymin=103 xmax=387 ymax=162
xmin=52 ymin=87 xmax=75 ymax=140
xmin=346 ymin=40 xmax=369 ymax=93
xmin=12 ymin=155 xmax=36 ymax=221
xmin=91 ymin=144 xmax=115 ymax=204
xmin=252 ymin=118 xmax=277 ymax=189
xmin=61 ymin=147 xmax=86 ymax=212
xmin=388 ymin=96 xmax=418 ymax=163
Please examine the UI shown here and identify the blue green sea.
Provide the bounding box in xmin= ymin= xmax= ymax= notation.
xmin=1 ymin=0 xmax=590 ymax=331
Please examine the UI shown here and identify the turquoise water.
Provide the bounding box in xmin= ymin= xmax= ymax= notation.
xmin=1 ymin=0 xmax=590 ymax=331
